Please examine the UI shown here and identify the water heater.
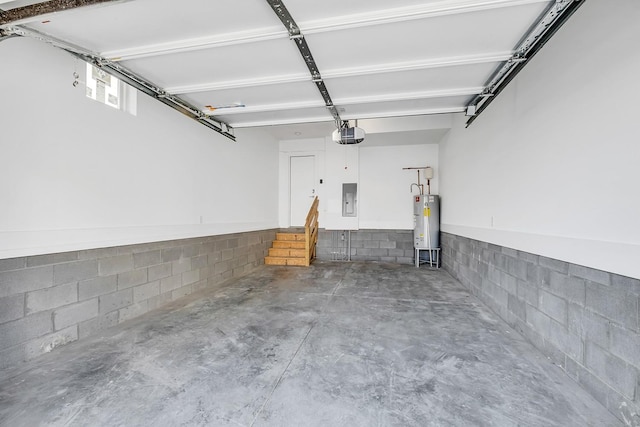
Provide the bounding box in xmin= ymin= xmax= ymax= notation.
xmin=413 ymin=194 xmax=440 ymax=249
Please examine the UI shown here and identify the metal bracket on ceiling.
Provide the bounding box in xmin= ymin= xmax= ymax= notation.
xmin=465 ymin=0 xmax=585 ymax=127
xmin=2 ymin=25 xmax=236 ymax=141
xmin=265 ymin=0 xmax=342 ymax=124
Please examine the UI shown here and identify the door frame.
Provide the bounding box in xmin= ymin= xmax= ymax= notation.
xmin=279 ymin=148 xmax=325 ymax=228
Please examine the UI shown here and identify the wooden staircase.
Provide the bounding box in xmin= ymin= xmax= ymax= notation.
xmin=265 ymin=197 xmax=319 ymax=267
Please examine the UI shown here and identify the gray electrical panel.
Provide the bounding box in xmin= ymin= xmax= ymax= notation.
xmin=413 ymin=194 xmax=440 ymax=249
xmin=342 ymin=183 xmax=357 ymax=217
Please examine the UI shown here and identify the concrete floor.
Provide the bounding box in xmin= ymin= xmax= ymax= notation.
xmin=0 ymin=261 xmax=620 ymax=426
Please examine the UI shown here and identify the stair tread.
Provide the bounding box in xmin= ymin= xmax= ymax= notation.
xmin=269 ymin=248 xmax=306 ymax=258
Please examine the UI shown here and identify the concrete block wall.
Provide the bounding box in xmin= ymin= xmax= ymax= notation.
xmin=316 ymin=229 xmax=414 ymax=264
xmin=441 ymin=232 xmax=640 ymax=426
xmin=0 ymin=229 xmax=276 ymax=369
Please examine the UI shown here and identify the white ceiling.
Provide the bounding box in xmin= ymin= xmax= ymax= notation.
xmin=1 ymin=0 xmax=556 ymax=141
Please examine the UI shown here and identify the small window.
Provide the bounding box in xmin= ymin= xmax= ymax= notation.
xmin=85 ymin=63 xmax=136 ymax=115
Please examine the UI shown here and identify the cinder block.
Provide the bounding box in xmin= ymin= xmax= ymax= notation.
xmin=517 ymin=251 xmax=539 ymax=264
xmin=387 ymin=248 xmax=404 ymax=257
xmin=0 ymin=266 xmax=53 ymax=298
xmin=565 ymin=356 xmax=579 ymax=381
xmin=27 ymin=252 xmax=78 ymax=267
xmin=133 ymin=281 xmax=160 ymax=303
xmin=0 ymin=257 xmax=26 ymax=272
xmin=501 ymin=247 xmax=518 ymax=258
xmin=148 ymin=263 xmax=171 ymax=282
xmin=119 ymin=301 xmax=148 ymax=323
xmin=99 ymin=289 xmax=133 ymax=314
xmin=117 ymin=268 xmax=148 ymax=290
xmin=0 ymin=344 xmax=26 ymax=370
xmin=147 ymin=293 xmax=172 ymax=311
xmin=548 ymin=319 xmax=583 ymax=361
xmin=182 ymin=269 xmax=200 ymax=286
xmin=208 ymin=252 xmax=222 ymax=265
xmin=227 ymin=238 xmax=239 ymax=249
xmin=493 ymin=252 xmax=508 ymax=271
xmin=214 ymin=261 xmax=231 ymax=275
xmin=172 ymin=259 xmax=191 ymax=275
xmin=79 ymin=276 xmax=117 ymax=300
xmin=99 ymin=254 xmax=134 ymax=276
xmin=539 ymin=256 xmax=569 ymax=274
xmin=222 ymin=249 xmax=234 ymax=261
xmin=0 ymin=294 xmax=25 ymax=324
xmin=380 ymin=241 xmax=396 ymax=249
xmin=586 ymin=282 xmax=637 ymax=331
xmin=26 ymin=282 xmax=77 ymax=315
xmin=526 ymin=304 xmax=551 ymax=338
xmin=54 ymin=260 xmax=97 ymax=285
xmin=499 ymin=271 xmax=517 ymax=294
xmin=172 ymin=285 xmax=192 ymax=301
xmin=215 ymin=240 xmax=228 ymax=251
xmin=539 ymin=289 xmax=568 ymax=325
xmin=508 ymin=294 xmax=526 ymax=321
xmin=54 ymin=298 xmax=98 ymax=331
xmin=161 ymin=247 xmax=183 ymax=263
xmin=567 ymin=303 xmax=609 ymax=348
xmin=372 ymin=232 xmax=389 ymax=241
xmin=610 ymin=323 xmax=640 ymax=368
xmin=492 ymin=285 xmax=509 ymax=308
xmin=78 ymin=312 xmax=118 ymax=339
xmin=569 ymin=264 xmax=610 ymax=286
xmin=133 ymin=250 xmax=162 ymax=269
xmin=506 ymin=257 xmax=528 ymax=281
xmin=585 ymin=341 xmax=637 ymax=399
xmin=575 ymin=362 xmax=609 ymax=408
xmin=370 ymin=248 xmax=389 ymax=257
xmin=610 ymin=273 xmax=640 ymax=297
xmin=517 ymin=280 xmax=538 ymax=307
xmin=78 ymin=247 xmax=118 ymax=260
xmin=191 ymin=254 xmax=208 ymax=270
xmin=0 ymin=311 xmax=53 ymax=349
xmin=550 ymin=271 xmax=586 ymax=306
xmin=160 ymin=275 xmax=182 ymax=294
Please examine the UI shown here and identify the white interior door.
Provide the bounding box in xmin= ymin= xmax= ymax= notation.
xmin=290 ymin=155 xmax=316 ymax=227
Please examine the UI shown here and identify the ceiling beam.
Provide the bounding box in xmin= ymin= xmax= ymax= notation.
xmin=465 ymin=0 xmax=585 ymax=126
xmin=0 ymin=0 xmax=127 ymax=26
xmin=166 ymin=52 xmax=511 ymax=94
xmin=102 ymin=0 xmax=548 ymax=62
xmin=265 ymin=0 xmax=341 ymax=124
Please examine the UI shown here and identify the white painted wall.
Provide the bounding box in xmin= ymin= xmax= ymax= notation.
xmin=0 ymin=37 xmax=279 ymax=259
xmin=360 ymin=144 xmax=438 ymax=230
xmin=439 ymin=0 xmax=640 ymax=279
xmin=278 ymin=136 xmax=438 ymax=230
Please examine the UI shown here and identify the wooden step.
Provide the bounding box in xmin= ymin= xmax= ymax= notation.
xmin=269 ymin=248 xmax=306 ymax=258
xmin=273 ymin=240 xmax=306 ymax=249
xmin=276 ymin=232 xmax=306 ymax=241
xmin=264 ymin=256 xmax=308 ymax=266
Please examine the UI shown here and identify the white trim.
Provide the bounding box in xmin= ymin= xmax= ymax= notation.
xmin=0 ymin=221 xmax=278 ymax=260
